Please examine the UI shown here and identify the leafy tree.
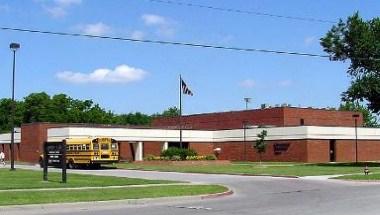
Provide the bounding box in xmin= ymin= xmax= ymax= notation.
xmin=23 ymin=92 xmax=52 ymax=123
xmin=0 ymin=99 xmax=24 ymax=132
xmin=114 ymin=112 xmax=152 ymax=126
xmin=49 ymin=94 xmax=71 ymax=123
xmin=320 ymin=12 xmax=380 ymax=113
xmin=153 ymin=106 xmax=180 ymax=118
xmin=254 ymin=130 xmax=268 ymax=164
xmin=0 ymin=92 xmax=153 ymax=132
xmin=339 ymin=102 xmax=379 ymax=127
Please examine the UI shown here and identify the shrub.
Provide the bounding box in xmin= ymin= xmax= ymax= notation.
xmin=144 ymin=155 xmax=162 ymax=161
xmin=171 ymin=155 xmax=182 ymax=161
xmin=205 ymin=155 xmax=217 ymax=160
xmin=161 ymin=147 xmax=198 ymax=160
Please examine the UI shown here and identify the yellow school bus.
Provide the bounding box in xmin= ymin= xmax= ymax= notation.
xmin=40 ymin=137 xmax=119 ymax=169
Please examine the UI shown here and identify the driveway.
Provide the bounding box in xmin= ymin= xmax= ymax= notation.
xmin=3 ymin=166 xmax=380 ymax=215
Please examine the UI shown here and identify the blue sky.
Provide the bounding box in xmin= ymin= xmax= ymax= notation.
xmin=0 ymin=0 xmax=378 ymax=115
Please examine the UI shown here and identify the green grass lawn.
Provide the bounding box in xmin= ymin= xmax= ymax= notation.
xmin=0 ymin=169 xmax=228 ymax=206
xmin=114 ymin=162 xmax=380 ymax=177
xmin=334 ymin=173 xmax=380 ymax=180
xmin=0 ymin=185 xmax=227 ymax=206
xmin=0 ymin=169 xmax=175 ymax=190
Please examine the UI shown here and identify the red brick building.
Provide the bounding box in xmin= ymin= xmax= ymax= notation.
xmin=152 ymin=107 xmax=363 ymax=129
xmin=1 ymin=107 xmax=379 ymax=163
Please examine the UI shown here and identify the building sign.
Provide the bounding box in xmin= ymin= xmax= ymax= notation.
xmin=273 ymin=143 xmax=290 ymax=155
xmin=43 ymin=141 xmax=67 ymax=183
xmin=45 ymin=143 xmax=64 ymax=165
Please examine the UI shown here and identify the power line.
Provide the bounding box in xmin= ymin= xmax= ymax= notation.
xmin=146 ymin=0 xmax=337 ymax=24
xmin=0 ymin=26 xmax=330 ymax=58
xmin=1 ymin=26 xmax=379 ymax=62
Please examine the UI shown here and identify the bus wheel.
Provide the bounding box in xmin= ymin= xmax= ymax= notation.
xmin=92 ymin=163 xmax=101 ymax=169
xmin=67 ymin=160 xmax=75 ymax=169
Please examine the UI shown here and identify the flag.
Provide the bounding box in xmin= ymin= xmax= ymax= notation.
xmin=181 ymin=79 xmax=193 ymax=96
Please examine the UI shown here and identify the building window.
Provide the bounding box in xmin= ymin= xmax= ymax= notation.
xmin=300 ymin=118 xmax=305 ymax=125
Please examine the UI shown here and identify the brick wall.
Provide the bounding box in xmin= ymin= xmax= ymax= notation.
xmin=283 ymin=108 xmax=363 ymax=127
xmin=144 ymin=142 xmax=164 ymax=157
xmin=336 ymin=140 xmax=380 ymax=162
xmin=20 ymin=123 xmax=66 ymax=163
xmin=306 ymin=140 xmax=329 ymax=163
xmin=0 ymin=143 xmax=21 ymax=162
xmin=189 ymin=142 xmax=214 ymax=155
xmin=118 ymin=141 xmax=134 ymax=161
xmin=153 ymin=108 xmax=285 ymax=129
xmin=213 ymin=140 xmax=308 ymax=162
xmin=152 ymin=107 xmax=363 ymax=130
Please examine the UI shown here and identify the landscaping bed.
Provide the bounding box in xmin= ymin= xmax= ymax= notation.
xmin=135 ymin=160 xmax=231 ymax=166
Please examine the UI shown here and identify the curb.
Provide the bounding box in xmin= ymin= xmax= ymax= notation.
xmin=201 ymin=189 xmax=234 ymax=199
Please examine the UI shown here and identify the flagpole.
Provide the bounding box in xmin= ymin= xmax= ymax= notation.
xmin=179 ymin=74 xmax=183 ymax=148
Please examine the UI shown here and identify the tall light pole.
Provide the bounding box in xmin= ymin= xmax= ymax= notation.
xmin=10 ymin=42 xmax=20 ymax=171
xmin=243 ymin=121 xmax=247 ymax=161
xmin=244 ymin=97 xmax=251 ymax=110
xmin=352 ymin=114 xmax=360 ymax=163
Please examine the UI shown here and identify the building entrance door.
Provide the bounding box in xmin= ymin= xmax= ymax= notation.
xmin=329 ymin=140 xmax=336 ymax=162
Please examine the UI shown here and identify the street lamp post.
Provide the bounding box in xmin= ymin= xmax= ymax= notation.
xmin=9 ymin=42 xmax=20 ymax=171
xmin=352 ymin=114 xmax=360 ymax=163
xmin=243 ymin=121 xmax=247 ymax=161
xmin=244 ymin=97 xmax=252 ymax=110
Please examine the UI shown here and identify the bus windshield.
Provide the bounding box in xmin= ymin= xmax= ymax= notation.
xmin=101 ymin=143 xmax=109 ymax=150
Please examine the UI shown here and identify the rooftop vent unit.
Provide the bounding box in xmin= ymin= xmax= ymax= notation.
xmin=260 ymin=103 xmax=270 ymax=109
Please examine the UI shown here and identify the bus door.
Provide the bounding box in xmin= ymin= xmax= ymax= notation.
xmin=100 ymin=141 xmax=110 ymax=159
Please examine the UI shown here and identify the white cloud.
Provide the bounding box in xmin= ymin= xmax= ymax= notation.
xmin=41 ymin=0 xmax=81 ymax=18
xmin=54 ymin=0 xmax=82 ymax=7
xmin=304 ymin=36 xmax=316 ymax=46
xmin=45 ymin=6 xmax=66 ymax=18
xmin=77 ymin=22 xmax=111 ymax=36
xmin=278 ymin=80 xmax=293 ymax=87
xmin=142 ymin=14 xmax=168 ymax=26
xmin=130 ymin=30 xmax=145 ymax=40
xmin=57 ymin=64 xmax=148 ymax=84
xmin=141 ymin=14 xmax=176 ymax=37
xmin=239 ymin=79 xmax=256 ymax=89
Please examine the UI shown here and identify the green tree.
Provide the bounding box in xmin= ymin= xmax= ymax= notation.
xmin=254 ymin=130 xmax=268 ymax=164
xmin=23 ymin=92 xmax=52 ymax=123
xmin=339 ymin=102 xmax=379 ymax=127
xmin=0 ymin=99 xmax=24 ymax=132
xmin=153 ymin=106 xmax=180 ymax=118
xmin=0 ymin=92 xmax=154 ymax=131
xmin=114 ymin=112 xmax=152 ymax=126
xmin=320 ymin=12 xmax=380 ymax=113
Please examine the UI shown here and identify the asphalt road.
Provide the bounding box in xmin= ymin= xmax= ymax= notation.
xmin=3 ymin=166 xmax=380 ymax=215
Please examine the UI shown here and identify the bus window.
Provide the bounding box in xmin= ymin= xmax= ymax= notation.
xmin=111 ymin=142 xmax=118 ymax=150
xmin=86 ymin=144 xmax=90 ymax=150
xmin=101 ymin=144 xmax=109 ymax=150
xmin=93 ymin=143 xmax=99 ymax=150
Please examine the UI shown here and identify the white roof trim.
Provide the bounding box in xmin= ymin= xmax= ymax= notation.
xmin=46 ymin=126 xmax=380 ymax=143
xmin=0 ymin=132 xmax=21 ymax=144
